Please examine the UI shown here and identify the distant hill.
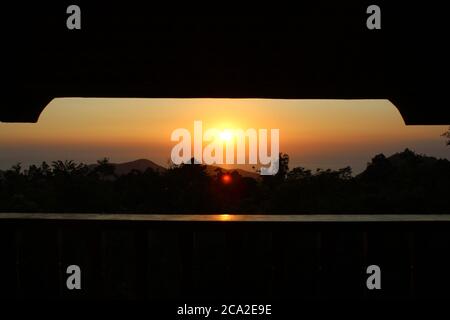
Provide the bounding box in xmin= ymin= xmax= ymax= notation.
xmin=357 ymin=148 xmax=450 ymax=181
xmin=89 ymin=159 xmax=166 ymax=175
xmin=387 ymin=149 xmax=442 ymax=167
xmin=91 ymin=159 xmax=260 ymax=179
xmin=205 ymin=165 xmax=261 ymax=180
xmin=113 ymin=159 xmax=167 ymax=175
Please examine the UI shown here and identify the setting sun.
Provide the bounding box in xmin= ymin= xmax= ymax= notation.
xmin=219 ymin=130 xmax=233 ymax=142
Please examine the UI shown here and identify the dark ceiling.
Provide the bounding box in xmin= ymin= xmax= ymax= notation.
xmin=2 ymin=2 xmax=449 ymax=124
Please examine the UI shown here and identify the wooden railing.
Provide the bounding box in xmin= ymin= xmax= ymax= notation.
xmin=1 ymin=214 xmax=450 ymax=300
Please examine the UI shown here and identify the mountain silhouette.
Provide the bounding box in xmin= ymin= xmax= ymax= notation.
xmin=113 ymin=159 xmax=167 ymax=175
xmin=357 ymin=148 xmax=450 ymax=181
xmin=90 ymin=158 xmax=260 ymax=179
xmin=205 ymin=165 xmax=261 ymax=180
xmin=89 ymin=159 xmax=166 ymax=175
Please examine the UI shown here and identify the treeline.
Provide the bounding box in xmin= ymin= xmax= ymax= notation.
xmin=0 ymin=149 xmax=449 ymax=214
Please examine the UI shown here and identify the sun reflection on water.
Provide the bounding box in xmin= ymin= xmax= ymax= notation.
xmin=217 ymin=214 xmax=233 ymax=221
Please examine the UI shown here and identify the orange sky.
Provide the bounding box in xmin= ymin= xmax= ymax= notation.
xmin=0 ymin=98 xmax=448 ymax=173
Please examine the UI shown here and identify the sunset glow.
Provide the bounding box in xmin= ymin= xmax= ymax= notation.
xmin=219 ymin=130 xmax=233 ymax=142
xmin=0 ymin=98 xmax=448 ymax=172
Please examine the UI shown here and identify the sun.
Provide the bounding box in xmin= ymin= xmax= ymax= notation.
xmin=219 ymin=130 xmax=233 ymax=142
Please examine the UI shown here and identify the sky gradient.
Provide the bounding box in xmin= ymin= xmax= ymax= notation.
xmin=0 ymin=98 xmax=448 ymax=173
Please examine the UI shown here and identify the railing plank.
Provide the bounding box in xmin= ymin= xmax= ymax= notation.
xmin=0 ymin=215 xmax=449 ymax=300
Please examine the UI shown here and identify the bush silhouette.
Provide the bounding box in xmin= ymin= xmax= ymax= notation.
xmin=0 ymin=150 xmax=449 ymax=214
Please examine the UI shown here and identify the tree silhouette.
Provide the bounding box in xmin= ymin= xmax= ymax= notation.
xmin=0 ymin=150 xmax=449 ymax=214
xmin=51 ymin=160 xmax=87 ymax=175
xmin=442 ymin=127 xmax=450 ymax=146
xmin=94 ymin=157 xmax=116 ymax=179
